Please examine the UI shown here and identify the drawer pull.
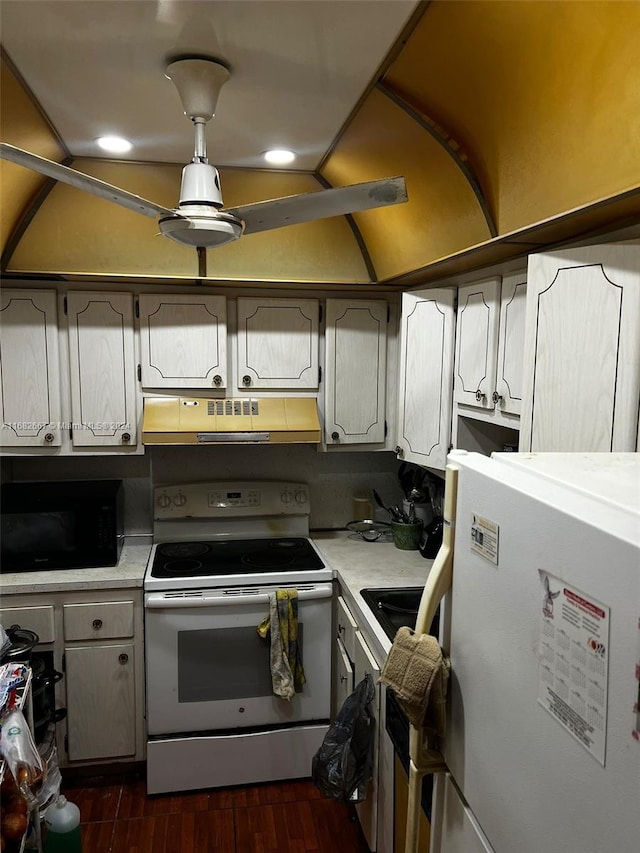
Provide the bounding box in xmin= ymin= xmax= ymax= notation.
xmin=340 ymin=675 xmax=349 ymax=684
xmin=92 ymin=619 xmax=103 ymax=630
xmin=119 ymin=653 xmax=129 ymax=665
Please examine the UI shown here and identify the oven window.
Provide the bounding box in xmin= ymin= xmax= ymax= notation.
xmin=177 ymin=626 xmax=303 ymax=702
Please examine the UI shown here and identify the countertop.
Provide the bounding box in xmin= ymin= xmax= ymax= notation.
xmin=312 ymin=530 xmax=434 ymax=665
xmin=0 ymin=540 xmax=152 ymax=594
xmin=0 ymin=532 xmax=432 ymax=664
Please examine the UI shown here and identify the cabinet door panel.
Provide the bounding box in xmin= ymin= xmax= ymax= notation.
xmin=495 ymin=273 xmax=527 ymax=415
xmin=454 ymin=278 xmax=500 ymax=409
xmin=65 ymin=643 xmax=135 ymax=761
xmin=333 ymin=636 xmax=354 ymax=719
xmin=397 ymin=288 xmax=456 ymax=469
xmin=354 ymin=630 xmax=381 ymax=852
xmin=325 ymin=299 xmax=387 ymax=444
xmin=139 ymin=294 xmax=227 ymax=389
xmin=521 ymin=243 xmax=640 ymax=451
xmin=237 ymin=298 xmax=319 ymax=389
xmin=67 ymin=292 xmax=137 ymax=447
xmin=0 ymin=290 xmax=62 ymax=447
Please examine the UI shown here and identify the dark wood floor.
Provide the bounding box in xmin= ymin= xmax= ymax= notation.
xmin=61 ymin=773 xmax=371 ymax=852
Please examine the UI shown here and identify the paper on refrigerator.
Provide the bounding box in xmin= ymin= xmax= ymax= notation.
xmin=537 ymin=571 xmax=610 ymax=765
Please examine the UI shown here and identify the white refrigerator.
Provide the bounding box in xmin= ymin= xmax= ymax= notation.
xmin=429 ymin=451 xmax=640 ymax=853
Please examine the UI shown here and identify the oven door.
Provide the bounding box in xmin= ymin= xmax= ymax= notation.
xmin=145 ymin=582 xmax=333 ymax=736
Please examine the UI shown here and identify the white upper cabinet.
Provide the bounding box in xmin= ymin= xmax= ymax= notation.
xmin=236 ymin=297 xmax=319 ymax=389
xmin=138 ymin=293 xmax=227 ymax=389
xmin=0 ymin=289 xmax=62 ymax=448
xmin=324 ymin=299 xmax=387 ymax=445
xmin=454 ymin=272 xmax=526 ymax=417
xmin=520 ymin=241 xmax=640 ymax=451
xmin=67 ymin=292 xmax=138 ymax=448
xmin=396 ymin=288 xmax=456 ymax=469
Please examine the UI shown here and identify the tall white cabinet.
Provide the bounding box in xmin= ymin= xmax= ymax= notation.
xmin=324 ymin=299 xmax=388 ymax=445
xmin=66 ymin=292 xmax=138 ymax=448
xmin=520 ymin=241 xmax=640 ymax=451
xmin=0 ymin=289 xmax=62 ymax=448
xmin=396 ymin=288 xmax=456 ymax=470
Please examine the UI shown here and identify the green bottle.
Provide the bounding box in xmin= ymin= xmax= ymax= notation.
xmin=44 ymin=795 xmax=83 ymax=853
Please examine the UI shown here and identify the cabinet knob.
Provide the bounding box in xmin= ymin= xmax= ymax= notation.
xmin=212 ymin=374 xmax=222 ymax=387
xmin=44 ymin=432 xmax=55 ymax=443
xmin=395 ymin=445 xmax=404 ymax=458
xmin=118 ymin=653 xmax=129 ymax=665
xmin=92 ymin=619 xmax=103 ymax=630
xmin=122 ymin=432 xmax=131 ymax=443
xmin=338 ymin=624 xmax=345 ymax=635
xmin=242 ymin=375 xmax=252 ymax=386
xmin=475 ymin=389 xmax=486 ymax=402
xmin=340 ymin=675 xmax=349 ymax=684
xmin=492 ymin=391 xmax=503 ymax=405
xmin=331 ymin=431 xmax=339 ymax=441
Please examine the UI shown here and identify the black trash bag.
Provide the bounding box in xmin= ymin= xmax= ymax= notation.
xmin=311 ymin=673 xmax=375 ymax=803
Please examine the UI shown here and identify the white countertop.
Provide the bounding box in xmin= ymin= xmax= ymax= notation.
xmin=312 ymin=530 xmax=434 ymax=664
xmin=0 ymin=540 xmax=152 ymax=594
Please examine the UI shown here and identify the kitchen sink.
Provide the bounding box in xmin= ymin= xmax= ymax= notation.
xmin=360 ymin=587 xmax=439 ymax=642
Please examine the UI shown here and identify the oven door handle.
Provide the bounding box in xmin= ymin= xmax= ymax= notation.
xmin=145 ymin=584 xmax=334 ymax=609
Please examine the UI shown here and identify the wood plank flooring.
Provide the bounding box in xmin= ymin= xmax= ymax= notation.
xmin=61 ymin=773 xmax=371 ymax=852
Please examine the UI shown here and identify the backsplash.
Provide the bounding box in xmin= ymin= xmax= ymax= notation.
xmin=7 ymin=446 xmax=405 ymax=532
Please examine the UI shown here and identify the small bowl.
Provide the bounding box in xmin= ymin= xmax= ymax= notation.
xmin=346 ymin=519 xmax=391 ymax=542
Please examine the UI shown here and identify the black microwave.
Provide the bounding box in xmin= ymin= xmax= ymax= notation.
xmin=1 ymin=479 xmax=124 ymax=573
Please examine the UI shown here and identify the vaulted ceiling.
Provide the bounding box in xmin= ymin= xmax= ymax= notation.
xmin=2 ymin=0 xmax=639 ymax=288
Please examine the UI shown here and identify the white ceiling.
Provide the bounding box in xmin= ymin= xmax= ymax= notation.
xmin=1 ymin=0 xmax=419 ymax=171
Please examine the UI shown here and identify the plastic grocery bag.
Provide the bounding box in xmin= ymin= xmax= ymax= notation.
xmin=311 ymin=673 xmax=375 ymax=803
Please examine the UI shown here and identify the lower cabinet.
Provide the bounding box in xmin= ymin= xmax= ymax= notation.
xmin=333 ymin=594 xmax=393 ymax=852
xmin=0 ymin=588 xmax=145 ymax=768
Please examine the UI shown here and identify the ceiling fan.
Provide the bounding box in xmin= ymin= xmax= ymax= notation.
xmin=1 ymin=57 xmax=408 ymax=256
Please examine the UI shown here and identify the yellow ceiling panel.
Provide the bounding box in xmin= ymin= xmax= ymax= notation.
xmin=322 ymin=88 xmax=491 ymax=281
xmin=385 ymin=0 xmax=640 ymax=234
xmin=0 ymin=57 xmax=66 ymax=254
xmin=5 ymin=160 xmax=370 ymax=282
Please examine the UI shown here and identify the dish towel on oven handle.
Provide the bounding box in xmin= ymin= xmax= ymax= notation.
xmin=257 ymin=589 xmax=306 ymax=700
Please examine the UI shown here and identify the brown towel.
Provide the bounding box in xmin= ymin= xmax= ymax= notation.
xmin=379 ymin=626 xmax=450 ymax=737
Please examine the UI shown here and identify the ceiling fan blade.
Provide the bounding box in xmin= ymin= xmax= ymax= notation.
xmin=0 ymin=143 xmax=173 ymax=219
xmin=226 ymin=176 xmax=407 ymax=236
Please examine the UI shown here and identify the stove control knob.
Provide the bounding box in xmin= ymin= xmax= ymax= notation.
xmin=281 ymin=489 xmax=293 ymax=504
xmin=173 ymin=491 xmax=187 ymax=507
xmin=158 ymin=493 xmax=172 ymax=509
xmin=294 ymin=489 xmax=307 ymax=504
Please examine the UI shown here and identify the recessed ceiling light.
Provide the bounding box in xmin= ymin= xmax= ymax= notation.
xmin=263 ymin=149 xmax=296 ymax=165
xmin=97 ymin=136 xmax=132 ymax=154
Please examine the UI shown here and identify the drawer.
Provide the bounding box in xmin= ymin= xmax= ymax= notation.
xmin=0 ymin=605 xmax=55 ymax=643
xmin=336 ymin=596 xmax=358 ymax=662
xmin=63 ymin=601 xmax=134 ymax=641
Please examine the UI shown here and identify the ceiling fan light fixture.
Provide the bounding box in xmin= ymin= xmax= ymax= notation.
xmin=97 ymin=135 xmax=132 ymax=154
xmin=263 ymin=149 xmax=296 ymax=165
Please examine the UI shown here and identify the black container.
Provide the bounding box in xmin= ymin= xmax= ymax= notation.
xmin=419 ymin=516 xmax=443 ymax=559
xmin=1 ymin=624 xmax=39 ymax=662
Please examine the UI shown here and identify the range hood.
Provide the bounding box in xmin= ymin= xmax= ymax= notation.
xmin=142 ymin=397 xmax=321 ymax=445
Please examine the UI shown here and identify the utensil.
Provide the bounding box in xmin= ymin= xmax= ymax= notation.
xmin=372 ymin=489 xmax=402 ymax=521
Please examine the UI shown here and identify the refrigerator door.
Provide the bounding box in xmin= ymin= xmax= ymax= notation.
xmin=439 ymin=452 xmax=639 ymax=853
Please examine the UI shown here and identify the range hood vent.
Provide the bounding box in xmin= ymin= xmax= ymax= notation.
xmin=142 ymin=397 xmax=321 ymax=445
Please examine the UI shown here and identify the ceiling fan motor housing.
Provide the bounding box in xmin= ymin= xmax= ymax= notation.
xmin=179 ymin=162 xmax=223 ymax=207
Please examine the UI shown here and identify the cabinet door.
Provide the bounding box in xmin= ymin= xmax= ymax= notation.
xmin=236 ymin=297 xmax=319 ymax=389
xmin=67 ymin=292 xmax=137 ymax=448
xmin=333 ymin=635 xmax=354 ymax=718
xmin=0 ymin=290 xmax=62 ymax=448
xmin=65 ymin=643 xmax=135 ymax=761
xmin=495 ymin=272 xmax=527 ymax=416
xmin=454 ymin=278 xmax=500 ymax=409
xmin=520 ymin=242 xmax=640 ymax=451
xmin=397 ymin=288 xmax=456 ymax=469
xmin=325 ymin=299 xmax=387 ymax=444
xmin=138 ymin=294 xmax=227 ymax=389
xmin=354 ymin=630 xmax=381 ymax=852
